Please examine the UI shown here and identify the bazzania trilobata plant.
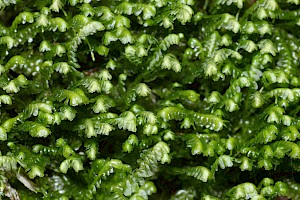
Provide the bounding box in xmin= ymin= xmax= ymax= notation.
xmin=0 ymin=0 xmax=300 ymax=199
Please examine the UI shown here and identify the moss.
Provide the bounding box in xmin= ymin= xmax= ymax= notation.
xmin=0 ymin=0 xmax=300 ymax=199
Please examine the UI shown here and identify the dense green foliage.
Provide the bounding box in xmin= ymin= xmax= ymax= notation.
xmin=0 ymin=0 xmax=300 ymax=199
